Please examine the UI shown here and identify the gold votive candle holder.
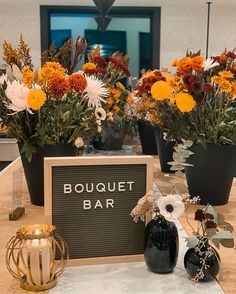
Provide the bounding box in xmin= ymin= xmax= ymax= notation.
xmin=5 ymin=224 xmax=68 ymax=291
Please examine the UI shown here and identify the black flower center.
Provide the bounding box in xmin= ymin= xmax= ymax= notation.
xmin=166 ymin=204 xmax=174 ymax=213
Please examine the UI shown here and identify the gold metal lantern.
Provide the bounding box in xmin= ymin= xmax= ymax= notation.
xmin=5 ymin=224 xmax=68 ymax=291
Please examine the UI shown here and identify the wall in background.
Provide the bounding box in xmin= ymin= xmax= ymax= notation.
xmin=0 ymin=0 xmax=236 ymax=70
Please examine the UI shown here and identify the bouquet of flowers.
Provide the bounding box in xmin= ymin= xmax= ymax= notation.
xmin=82 ymin=47 xmax=136 ymax=145
xmin=0 ymin=37 xmax=132 ymax=160
xmin=149 ymin=50 xmax=236 ymax=146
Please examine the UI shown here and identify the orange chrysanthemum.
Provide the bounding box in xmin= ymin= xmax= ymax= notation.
xmin=126 ymin=97 xmax=133 ymax=104
xmin=110 ymin=88 xmax=120 ymax=98
xmin=82 ymin=62 xmax=96 ymax=71
xmin=135 ymin=105 xmax=142 ymax=111
xmin=22 ymin=67 xmax=34 ymax=88
xmin=48 ymin=76 xmax=69 ymax=99
xmin=175 ymin=93 xmax=196 ymax=112
xmin=28 ymin=89 xmax=46 ymax=110
xmin=231 ymin=81 xmax=236 ymax=96
xmin=40 ymin=62 xmax=65 ymax=83
xmin=176 ymin=57 xmax=192 ymax=74
xmin=191 ymin=55 xmax=205 ymax=71
xmin=68 ymin=74 xmax=87 ymax=93
xmin=211 ymin=76 xmax=225 ymax=85
xmin=107 ymin=98 xmax=114 ymax=105
xmin=113 ymin=105 xmax=120 ymax=112
xmin=151 ymin=81 xmax=172 ymax=101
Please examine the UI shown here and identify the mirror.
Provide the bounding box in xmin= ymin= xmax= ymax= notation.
xmin=40 ymin=6 xmax=161 ymax=78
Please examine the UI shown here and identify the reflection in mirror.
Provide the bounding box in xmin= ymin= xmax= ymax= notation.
xmin=50 ymin=13 xmax=150 ymax=77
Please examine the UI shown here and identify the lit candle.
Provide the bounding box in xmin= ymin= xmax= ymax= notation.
xmin=26 ymin=236 xmax=51 ymax=285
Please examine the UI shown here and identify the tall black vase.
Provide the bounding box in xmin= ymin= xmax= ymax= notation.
xmin=144 ymin=217 xmax=179 ymax=273
xmin=19 ymin=144 xmax=77 ymax=206
xmin=185 ymin=144 xmax=236 ymax=205
xmin=137 ymin=120 xmax=158 ymax=155
xmin=154 ymin=127 xmax=175 ymax=173
xmin=184 ymin=239 xmax=220 ymax=282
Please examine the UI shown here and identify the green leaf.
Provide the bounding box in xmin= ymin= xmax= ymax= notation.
xmin=220 ymin=238 xmax=234 ymax=248
xmin=216 ymin=213 xmax=225 ymax=226
xmin=186 ymin=236 xmax=199 ymax=248
xmin=212 ymin=231 xmax=233 ymax=239
xmin=211 ymin=238 xmax=220 ymax=249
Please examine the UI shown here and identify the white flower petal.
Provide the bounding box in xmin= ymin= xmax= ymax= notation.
xmin=5 ymin=80 xmax=29 ymax=112
xmin=84 ymin=75 xmax=109 ymax=108
xmin=95 ymin=107 xmax=106 ymax=120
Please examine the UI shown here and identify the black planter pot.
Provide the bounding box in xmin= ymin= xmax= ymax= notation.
xmin=184 ymin=239 xmax=220 ymax=282
xmin=19 ymin=144 xmax=77 ymax=206
xmin=144 ymin=217 xmax=179 ymax=273
xmin=185 ymin=144 xmax=236 ymax=206
xmin=137 ymin=120 xmax=158 ymax=155
xmin=154 ymin=127 xmax=175 ymax=173
xmin=92 ymin=126 xmax=126 ymax=150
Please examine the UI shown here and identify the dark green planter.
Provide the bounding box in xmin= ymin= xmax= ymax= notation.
xmin=137 ymin=120 xmax=158 ymax=155
xmin=185 ymin=144 xmax=236 ymax=205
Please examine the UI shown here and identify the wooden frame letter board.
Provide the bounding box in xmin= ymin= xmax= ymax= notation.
xmin=44 ymin=155 xmax=153 ymax=265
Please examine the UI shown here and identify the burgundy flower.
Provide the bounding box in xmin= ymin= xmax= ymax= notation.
xmin=203 ymin=83 xmax=214 ymax=93
xmin=92 ymin=56 xmax=108 ymax=67
xmin=194 ymin=209 xmax=205 ymax=221
xmin=213 ymin=56 xmax=226 ymax=65
xmin=190 ymin=81 xmax=201 ymax=91
xmin=189 ymin=75 xmax=201 ymax=83
xmin=183 ymin=74 xmax=192 ymax=85
xmin=226 ymin=51 xmax=236 ymax=59
xmin=205 ymin=220 xmax=217 ymax=229
xmin=204 ymin=213 xmax=214 ymax=220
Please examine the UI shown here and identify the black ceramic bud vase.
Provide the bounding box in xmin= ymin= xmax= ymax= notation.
xmin=144 ymin=216 xmax=179 ymax=273
xmin=184 ymin=239 xmax=220 ymax=282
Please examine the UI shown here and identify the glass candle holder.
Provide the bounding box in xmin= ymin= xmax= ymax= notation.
xmin=5 ymin=224 xmax=68 ymax=291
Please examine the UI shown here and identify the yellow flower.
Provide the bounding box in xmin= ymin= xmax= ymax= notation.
xmin=116 ymin=82 xmax=125 ymax=91
xmin=219 ymin=79 xmax=232 ymax=92
xmin=40 ymin=62 xmax=65 ymax=83
xmin=167 ymin=76 xmax=183 ymax=92
xmin=151 ymin=81 xmax=172 ymax=101
xmin=22 ymin=67 xmax=34 ymax=88
xmin=219 ymin=71 xmax=233 ymax=79
xmin=175 ymin=93 xmax=196 ymax=112
xmin=211 ymin=76 xmax=224 ymax=85
xmin=82 ymin=62 xmax=96 ymax=71
xmin=231 ymin=81 xmax=236 ymax=96
xmin=28 ymin=89 xmax=46 ymax=110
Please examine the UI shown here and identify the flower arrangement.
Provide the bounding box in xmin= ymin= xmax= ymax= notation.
xmin=81 ymin=47 xmax=136 ymax=141
xmin=148 ymin=50 xmax=236 ymax=146
xmin=185 ymin=204 xmax=234 ymax=282
xmin=127 ymin=70 xmax=166 ymax=126
xmin=0 ymin=37 xmax=132 ymax=159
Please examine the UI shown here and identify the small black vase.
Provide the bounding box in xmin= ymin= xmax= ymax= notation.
xmin=19 ymin=144 xmax=77 ymax=206
xmin=144 ymin=217 xmax=179 ymax=273
xmin=154 ymin=127 xmax=175 ymax=173
xmin=184 ymin=239 xmax=220 ymax=282
xmin=137 ymin=120 xmax=158 ymax=155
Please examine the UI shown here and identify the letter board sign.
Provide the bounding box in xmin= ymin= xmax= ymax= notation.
xmin=45 ymin=156 xmax=153 ymax=265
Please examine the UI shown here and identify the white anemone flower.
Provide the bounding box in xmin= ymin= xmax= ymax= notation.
xmin=95 ymin=107 xmax=106 ymax=121
xmin=157 ymin=194 xmax=185 ymax=221
xmin=5 ymin=80 xmax=30 ymax=113
xmin=84 ymin=75 xmax=109 ymax=108
xmin=203 ymin=58 xmax=219 ymax=71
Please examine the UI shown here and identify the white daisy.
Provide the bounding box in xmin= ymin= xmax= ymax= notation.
xmin=157 ymin=194 xmax=185 ymax=221
xmin=203 ymin=58 xmax=219 ymax=71
xmin=84 ymin=75 xmax=109 ymax=108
